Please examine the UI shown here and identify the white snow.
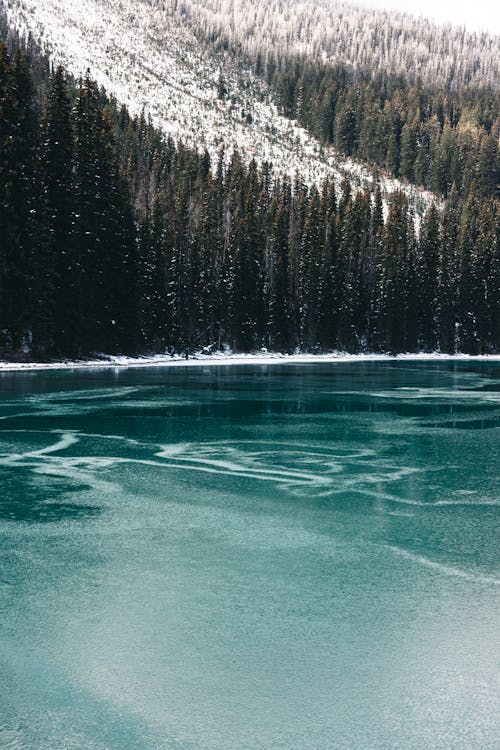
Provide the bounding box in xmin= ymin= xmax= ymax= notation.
xmin=172 ymin=0 xmax=500 ymax=89
xmin=3 ymin=0 xmax=437 ymax=212
xmin=1 ymin=352 xmax=499 ymax=372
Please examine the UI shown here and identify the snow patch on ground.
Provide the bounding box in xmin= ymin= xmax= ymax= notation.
xmin=3 ymin=0 xmax=437 ymax=212
xmin=1 ymin=352 xmax=499 ymax=372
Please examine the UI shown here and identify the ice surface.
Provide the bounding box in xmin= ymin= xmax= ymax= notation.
xmin=0 ymin=361 xmax=499 ymax=749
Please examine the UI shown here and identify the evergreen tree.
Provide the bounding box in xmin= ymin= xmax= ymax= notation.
xmin=399 ymin=119 xmax=418 ymax=182
xmin=0 ymin=46 xmax=38 ymax=354
xmin=438 ymin=188 xmax=460 ymax=352
xmin=264 ymin=193 xmax=292 ymax=351
xmin=318 ymin=178 xmax=338 ymax=349
xmin=299 ymin=187 xmax=322 ymax=349
xmin=380 ymin=191 xmax=411 ymax=352
xmin=37 ymin=66 xmax=75 ymax=356
xmin=457 ymin=188 xmax=481 ymax=353
xmin=0 ymin=43 xmax=19 ymax=353
xmin=418 ymin=203 xmax=440 ymax=350
xmin=0 ymin=31 xmax=499 ymax=362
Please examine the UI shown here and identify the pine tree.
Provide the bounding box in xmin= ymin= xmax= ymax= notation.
xmin=37 ymin=66 xmax=75 ymax=356
xmin=399 ymin=119 xmax=418 ymax=182
xmin=418 ymin=203 xmax=440 ymax=350
xmin=336 ymin=188 xmax=370 ymax=351
xmin=72 ymin=74 xmax=138 ymax=354
xmin=490 ymin=199 xmax=500 ymax=352
xmin=0 ymin=46 xmax=38 ymax=354
xmin=299 ymin=187 xmax=322 ymax=349
xmin=472 ymin=203 xmax=496 ymax=352
xmin=317 ymin=178 xmax=338 ymax=349
xmin=264 ymin=192 xmax=292 ymax=351
xmin=380 ymin=191 xmax=411 ymax=352
xmin=477 ymin=133 xmax=499 ymax=199
xmin=334 ymin=100 xmax=357 ymax=156
xmin=438 ymin=188 xmax=460 ymax=352
xmin=0 ymin=42 xmax=18 ymax=353
xmin=287 ymin=177 xmax=306 ymax=350
xmin=99 ymin=107 xmax=139 ymax=353
xmin=367 ymin=185 xmax=384 ymax=349
xmin=457 ymin=188 xmax=481 ymax=353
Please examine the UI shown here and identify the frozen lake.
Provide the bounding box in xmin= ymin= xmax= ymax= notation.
xmin=0 ymin=361 xmax=499 ymax=749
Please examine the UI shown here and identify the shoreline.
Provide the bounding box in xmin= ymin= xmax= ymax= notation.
xmin=1 ymin=351 xmax=500 ymax=372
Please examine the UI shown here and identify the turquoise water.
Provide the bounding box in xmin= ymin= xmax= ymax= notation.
xmin=0 ymin=361 xmax=499 ymax=750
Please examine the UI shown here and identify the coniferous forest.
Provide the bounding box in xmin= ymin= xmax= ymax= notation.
xmin=193 ymin=3 xmax=500 ymax=202
xmin=0 ymin=27 xmax=499 ymax=361
xmin=269 ymin=62 xmax=499 ymax=203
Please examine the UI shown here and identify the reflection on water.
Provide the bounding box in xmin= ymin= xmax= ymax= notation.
xmin=0 ymin=361 xmax=499 ymax=749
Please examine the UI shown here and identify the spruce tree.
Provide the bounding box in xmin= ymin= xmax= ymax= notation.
xmin=0 ymin=47 xmax=38 ymax=354
xmin=380 ymin=191 xmax=411 ymax=352
xmin=0 ymin=43 xmax=18 ymax=353
xmin=38 ymin=66 xmax=75 ymax=356
xmin=418 ymin=203 xmax=440 ymax=350
xmin=299 ymin=188 xmax=322 ymax=350
xmin=438 ymin=188 xmax=460 ymax=352
xmin=457 ymin=187 xmax=481 ymax=353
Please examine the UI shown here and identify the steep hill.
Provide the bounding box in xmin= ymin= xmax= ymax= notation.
xmin=1 ymin=22 xmax=498 ymax=361
xmin=174 ymin=0 xmax=500 ymax=90
xmin=2 ymin=0 xmax=436 ymax=214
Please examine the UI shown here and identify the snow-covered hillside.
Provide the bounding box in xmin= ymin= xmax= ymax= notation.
xmin=174 ymin=0 xmax=500 ymax=90
xmin=3 ymin=0 xmax=434 ymax=214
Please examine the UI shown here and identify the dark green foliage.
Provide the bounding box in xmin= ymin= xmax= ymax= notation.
xmin=0 ymin=47 xmax=38 ymax=353
xmin=36 ymin=66 xmax=75 ymax=355
xmin=264 ymin=58 xmax=499 ymax=202
xmin=0 ymin=38 xmax=498 ymax=360
xmin=418 ymin=203 xmax=440 ymax=350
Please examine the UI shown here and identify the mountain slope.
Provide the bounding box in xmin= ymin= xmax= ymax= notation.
xmin=1 ymin=27 xmax=498 ymax=360
xmin=174 ymin=0 xmax=500 ymax=90
xmin=2 ymin=0 xmax=435 ymax=214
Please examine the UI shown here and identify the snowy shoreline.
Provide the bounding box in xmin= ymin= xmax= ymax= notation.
xmin=1 ymin=352 xmax=500 ymax=373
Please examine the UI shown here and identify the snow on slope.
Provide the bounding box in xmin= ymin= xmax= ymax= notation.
xmin=3 ymin=0 xmax=435 ymax=214
xmin=174 ymin=0 xmax=500 ymax=90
